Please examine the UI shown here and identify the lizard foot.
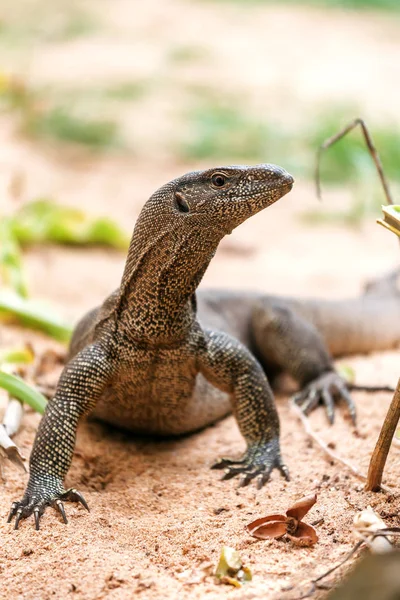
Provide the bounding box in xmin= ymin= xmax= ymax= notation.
xmin=293 ymin=371 xmax=356 ymax=425
xmin=7 ymin=482 xmax=89 ymax=531
xmin=212 ymin=438 xmax=289 ymax=489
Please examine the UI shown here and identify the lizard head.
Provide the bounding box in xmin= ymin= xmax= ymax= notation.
xmin=119 ymin=164 xmax=293 ymax=338
xmin=169 ymin=163 xmax=293 ymax=234
xmin=139 ymin=164 xmax=293 ymax=239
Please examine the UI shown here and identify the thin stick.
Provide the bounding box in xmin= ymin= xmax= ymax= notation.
xmin=349 ymin=384 xmax=395 ymax=393
xmin=291 ymin=401 xmax=365 ymax=479
xmin=316 ymin=117 xmax=395 ymax=205
xmin=299 ymin=529 xmax=400 ymax=598
xmin=295 ymin=541 xmax=364 ymax=599
xmin=290 ymin=400 xmax=393 ymax=494
xmin=365 ymin=377 xmax=400 ymax=491
xmin=314 ymin=540 xmax=364 ymax=584
xmin=359 ymin=526 xmax=400 ymax=536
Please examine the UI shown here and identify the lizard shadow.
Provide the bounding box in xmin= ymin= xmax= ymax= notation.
xmin=67 ymin=414 xmax=226 ymax=495
xmin=67 ymin=370 xmax=302 ymax=497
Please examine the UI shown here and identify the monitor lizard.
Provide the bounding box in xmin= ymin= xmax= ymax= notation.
xmin=7 ymin=164 xmax=400 ymax=530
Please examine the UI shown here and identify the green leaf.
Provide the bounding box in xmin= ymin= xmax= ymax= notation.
xmin=0 ymin=346 xmax=34 ymax=365
xmin=0 ymin=371 xmax=47 ymax=414
xmin=0 ymin=218 xmax=28 ymax=297
xmin=0 ymin=290 xmax=73 ymax=342
xmin=10 ymin=199 xmax=130 ymax=250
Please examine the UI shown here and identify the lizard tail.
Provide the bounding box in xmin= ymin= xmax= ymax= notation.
xmin=283 ymin=267 xmax=400 ymax=357
xmin=362 ymin=267 xmax=400 ymax=299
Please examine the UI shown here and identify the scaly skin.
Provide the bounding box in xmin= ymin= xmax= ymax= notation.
xmin=9 ymin=165 xmax=400 ymax=530
xmin=197 ymin=274 xmax=400 ymax=424
xmin=8 ymin=164 xmax=294 ymax=530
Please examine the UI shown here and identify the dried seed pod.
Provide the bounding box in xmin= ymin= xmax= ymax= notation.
xmin=287 ymin=521 xmax=318 ymax=546
xmin=286 ymin=494 xmax=317 ymax=521
xmin=246 ymin=515 xmax=287 ymax=540
xmin=246 ymin=493 xmax=319 ymax=546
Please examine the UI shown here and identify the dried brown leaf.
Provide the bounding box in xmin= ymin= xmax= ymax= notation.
xmin=286 ymin=494 xmax=317 ymax=521
xmin=287 ymin=521 xmax=318 ymax=546
xmin=246 ymin=494 xmax=319 ymax=546
xmin=246 ymin=515 xmax=287 ymax=539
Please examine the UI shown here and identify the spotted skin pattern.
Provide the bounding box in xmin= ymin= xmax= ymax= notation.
xmin=8 ymin=164 xmax=400 ymax=530
xmin=8 ymin=164 xmax=294 ymax=529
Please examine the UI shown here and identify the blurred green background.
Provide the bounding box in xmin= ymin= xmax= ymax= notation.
xmin=1 ymin=0 xmax=400 ymax=230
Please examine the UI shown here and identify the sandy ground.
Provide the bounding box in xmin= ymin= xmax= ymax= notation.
xmin=2 ymin=1 xmax=400 ymax=599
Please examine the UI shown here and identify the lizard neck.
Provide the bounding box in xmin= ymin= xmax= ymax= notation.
xmin=116 ymin=218 xmax=222 ymax=344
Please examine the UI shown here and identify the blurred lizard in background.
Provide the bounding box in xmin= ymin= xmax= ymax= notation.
xmin=7 ymin=163 xmax=400 ymax=530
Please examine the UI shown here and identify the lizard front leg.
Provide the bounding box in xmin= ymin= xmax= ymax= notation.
xmin=251 ymin=300 xmax=355 ymax=424
xmin=8 ymin=342 xmax=114 ymax=530
xmin=198 ymin=329 xmax=289 ymax=488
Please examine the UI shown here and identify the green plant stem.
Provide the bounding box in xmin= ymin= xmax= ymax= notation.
xmin=0 ymin=371 xmax=47 ymax=414
xmin=0 ymin=291 xmax=73 ymax=342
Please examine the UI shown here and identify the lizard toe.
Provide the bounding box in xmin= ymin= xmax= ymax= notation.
xmin=293 ymin=371 xmax=356 ymax=425
xmin=278 ymin=462 xmax=290 ymax=482
xmin=332 ymin=380 xmax=357 ymax=425
xmin=7 ymin=501 xmax=20 ymax=523
xmin=8 ymin=481 xmax=89 ymax=531
xmin=9 ymin=498 xmax=47 ymax=530
xmin=321 ymin=388 xmax=335 ymax=424
xmin=217 ymin=438 xmax=288 ymax=488
xmin=53 ymin=499 xmax=68 ymax=524
xmin=237 ymin=467 xmax=265 ymax=488
xmin=301 ymin=389 xmax=321 ymax=416
xmin=256 ymin=469 xmax=272 ymax=489
xmin=211 ymin=456 xmax=246 ymax=470
xmin=221 ymin=466 xmax=246 ymax=480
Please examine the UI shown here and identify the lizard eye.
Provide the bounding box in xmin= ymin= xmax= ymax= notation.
xmin=175 ymin=192 xmax=190 ymax=213
xmin=211 ymin=173 xmax=227 ymax=187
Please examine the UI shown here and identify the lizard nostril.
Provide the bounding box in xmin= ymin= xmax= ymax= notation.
xmin=275 ymin=168 xmax=293 ymax=187
xmin=260 ymin=164 xmax=293 ymax=186
xmin=175 ymin=192 xmax=190 ymax=213
xmin=268 ymin=167 xmax=294 ymax=187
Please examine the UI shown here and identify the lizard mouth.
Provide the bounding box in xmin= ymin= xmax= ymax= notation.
xmin=267 ymin=174 xmax=294 ymax=199
xmin=274 ymin=174 xmax=294 ymax=199
xmin=278 ymin=173 xmax=294 ymax=192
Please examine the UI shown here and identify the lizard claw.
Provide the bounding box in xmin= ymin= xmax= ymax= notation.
xmin=62 ymin=488 xmax=90 ymax=512
xmin=213 ymin=438 xmax=289 ymax=489
xmin=53 ymin=499 xmax=68 ymax=524
xmin=293 ymin=371 xmax=356 ymax=425
xmin=14 ymin=508 xmax=24 ymax=530
xmin=7 ymin=502 xmax=19 ymax=523
xmin=33 ymin=507 xmax=41 ymax=530
xmin=7 ymin=482 xmax=90 ymax=530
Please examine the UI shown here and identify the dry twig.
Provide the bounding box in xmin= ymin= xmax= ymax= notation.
xmin=290 ymin=400 xmax=393 ymax=494
xmin=316 ymin=117 xmax=394 ymax=206
xmin=295 ymin=541 xmax=364 ymax=599
xmin=365 ymin=378 xmax=400 ymax=491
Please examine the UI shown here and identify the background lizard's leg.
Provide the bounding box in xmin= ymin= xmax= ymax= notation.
xmin=251 ymin=299 xmax=354 ymax=424
xmin=198 ymin=329 xmax=288 ymax=488
xmin=7 ymin=342 xmax=114 ymax=530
